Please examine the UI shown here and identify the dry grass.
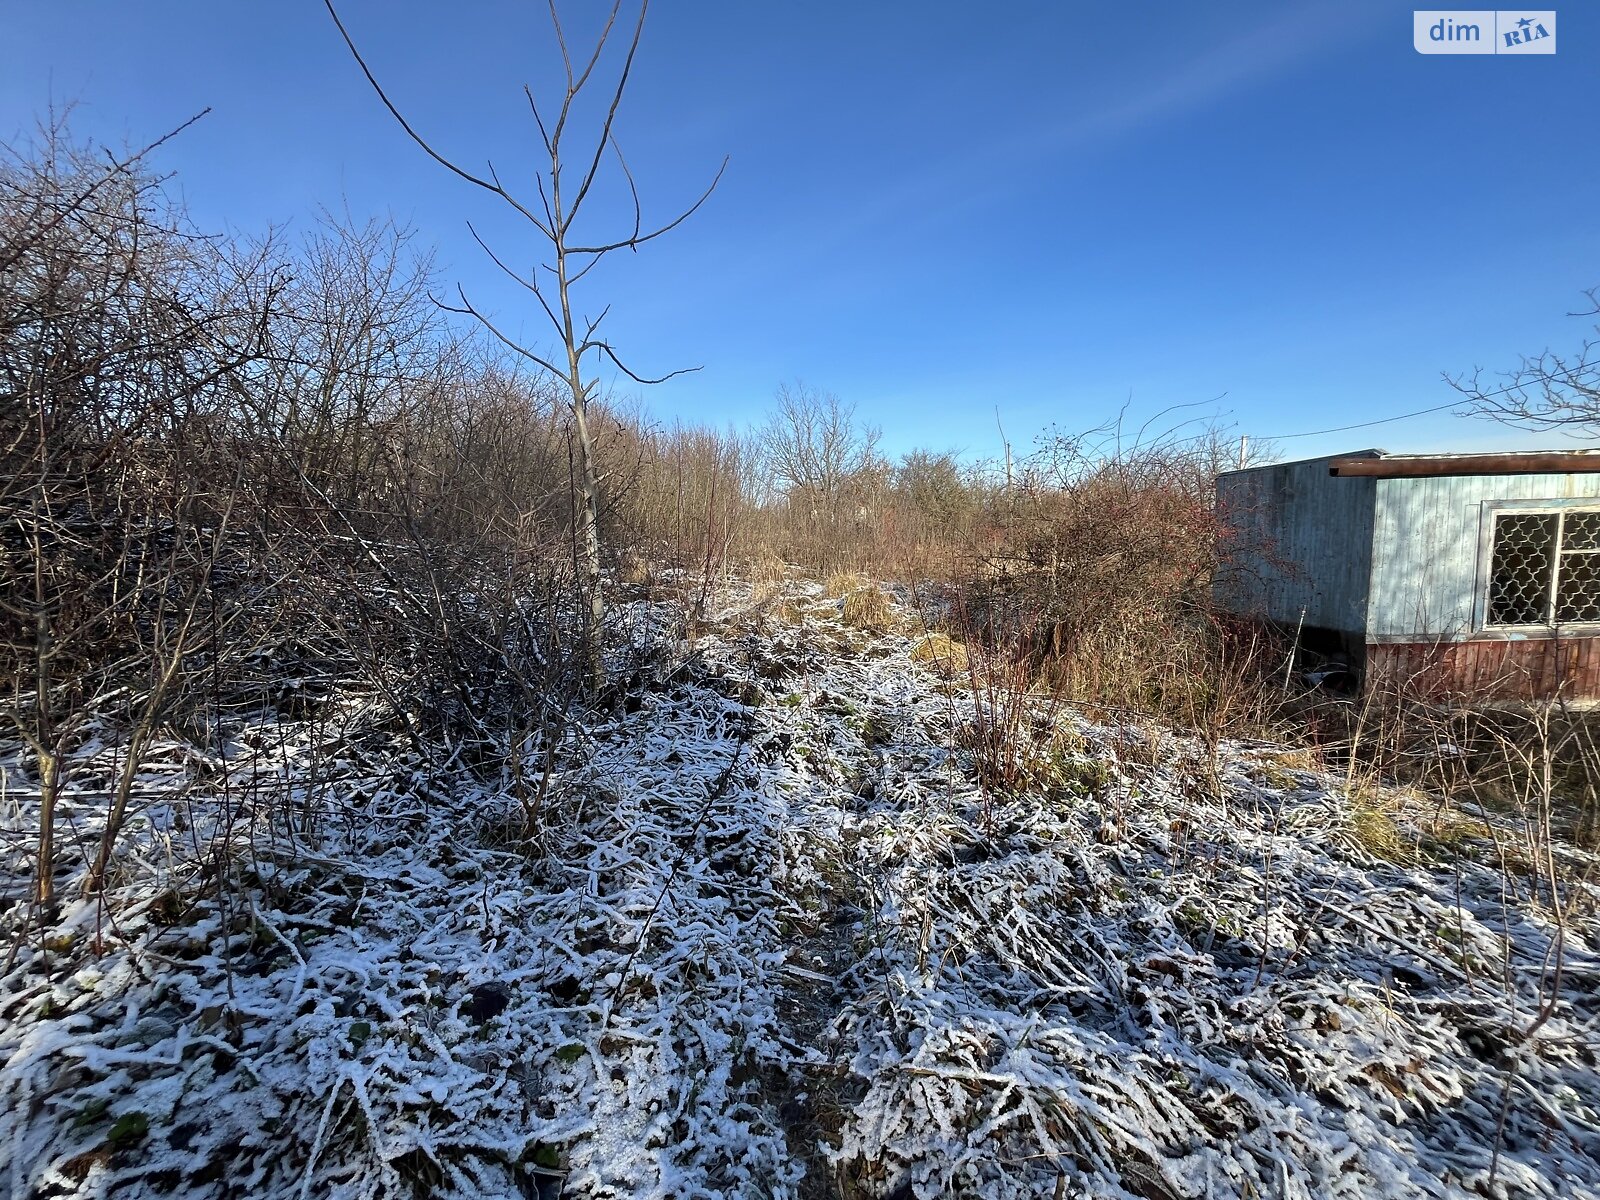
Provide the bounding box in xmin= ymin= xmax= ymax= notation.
xmin=1346 ymin=795 xmax=1411 ymax=863
xmin=1421 ymin=805 xmax=1492 ymax=851
xmin=1248 ymin=748 xmax=1322 ymax=792
xmin=841 ymin=584 xmax=893 ymax=631
xmin=1346 ymin=789 xmax=1494 ymax=866
xmin=618 ymin=549 xmax=654 ymax=588
xmin=750 ymin=546 xmax=787 ymax=586
xmin=825 ymin=571 xmax=866 ymax=599
xmin=1264 ymin=747 xmax=1321 ymax=772
xmin=908 ymin=631 xmax=968 ymax=676
xmin=747 ymin=547 xmax=788 ymax=604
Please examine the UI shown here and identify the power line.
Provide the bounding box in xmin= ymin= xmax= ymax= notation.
xmin=1258 ymin=363 xmax=1600 ymax=441
xmin=1262 ymin=399 xmax=1461 ymax=441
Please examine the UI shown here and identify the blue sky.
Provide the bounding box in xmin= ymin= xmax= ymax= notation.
xmin=3 ymin=1 xmax=1596 ymax=462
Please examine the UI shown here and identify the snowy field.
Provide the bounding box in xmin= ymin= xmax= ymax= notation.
xmin=2 ymin=580 xmax=1597 ymax=1199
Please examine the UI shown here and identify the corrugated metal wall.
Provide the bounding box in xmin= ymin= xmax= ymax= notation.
xmin=1368 ymin=638 xmax=1600 ymax=702
xmin=1368 ymin=472 xmax=1600 ymax=639
xmin=1213 ymin=456 xmax=1376 ymax=636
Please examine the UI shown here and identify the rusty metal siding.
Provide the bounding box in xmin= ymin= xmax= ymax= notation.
xmin=1367 ymin=473 xmax=1600 ymax=640
xmin=1367 ymin=636 xmax=1600 ymax=702
xmin=1213 ymin=456 xmax=1376 ymax=636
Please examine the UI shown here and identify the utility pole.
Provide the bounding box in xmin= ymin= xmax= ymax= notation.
xmin=996 ymin=407 xmax=1013 ymax=498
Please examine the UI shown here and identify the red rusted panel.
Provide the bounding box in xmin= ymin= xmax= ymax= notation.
xmin=1366 ymin=637 xmax=1600 ymax=702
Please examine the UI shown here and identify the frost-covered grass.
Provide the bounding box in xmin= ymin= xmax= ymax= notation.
xmin=2 ymin=579 xmax=1597 ymax=1198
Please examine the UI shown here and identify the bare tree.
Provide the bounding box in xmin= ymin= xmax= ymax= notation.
xmin=1451 ymin=288 xmax=1600 ymax=434
xmin=759 ymin=383 xmax=882 ymax=513
xmin=324 ymin=0 xmax=725 ymax=692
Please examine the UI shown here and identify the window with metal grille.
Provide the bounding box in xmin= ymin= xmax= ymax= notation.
xmin=1486 ymin=509 xmax=1600 ymax=626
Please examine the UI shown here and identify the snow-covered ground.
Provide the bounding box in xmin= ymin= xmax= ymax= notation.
xmin=2 ymin=580 xmax=1597 ymax=1198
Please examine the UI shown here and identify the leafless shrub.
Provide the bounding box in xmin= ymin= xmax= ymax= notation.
xmin=607 ymin=419 xmax=754 ymax=615
xmin=953 ymin=413 xmax=1285 ymax=739
xmin=0 ymin=120 xmax=591 ymax=931
xmin=1304 ymin=669 xmax=1600 ymax=853
xmin=0 ymin=118 xmax=285 ymax=911
xmin=943 ymin=603 xmax=1089 ymax=814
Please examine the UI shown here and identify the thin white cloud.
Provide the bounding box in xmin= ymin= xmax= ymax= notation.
xmin=690 ymin=1 xmax=1387 ymax=307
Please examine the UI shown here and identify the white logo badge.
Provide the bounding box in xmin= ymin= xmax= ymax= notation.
xmin=1414 ymin=11 xmax=1555 ymax=54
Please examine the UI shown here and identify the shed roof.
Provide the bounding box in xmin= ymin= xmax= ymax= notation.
xmin=1215 ymin=449 xmax=1382 ymax=480
xmin=1326 ymin=450 xmax=1600 ymax=478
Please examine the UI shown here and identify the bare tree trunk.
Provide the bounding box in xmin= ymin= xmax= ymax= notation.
xmin=28 ymin=501 xmax=58 ymax=914
xmin=552 ymin=152 xmax=607 ymax=692
xmin=569 ymin=387 xmax=606 ymax=692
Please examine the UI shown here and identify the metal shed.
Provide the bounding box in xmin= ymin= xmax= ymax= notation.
xmin=1215 ymin=449 xmax=1600 ymax=701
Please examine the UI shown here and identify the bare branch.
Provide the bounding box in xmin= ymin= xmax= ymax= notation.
xmin=566 ymin=156 xmax=727 ymax=255
xmin=0 ymin=108 xmax=211 ymax=276
xmin=1449 ymin=296 xmax=1600 ymax=435
xmin=547 ymin=0 xmax=624 ymax=154
xmin=562 ymin=0 xmax=649 ymax=231
xmin=322 ymin=0 xmax=556 ymax=241
xmin=444 ymin=283 xmax=569 ymax=379
xmin=611 ymin=133 xmax=643 ymax=247
xmin=464 ymin=220 xmax=564 ymax=335
xmin=587 ymin=340 xmax=701 ymax=386
xmin=524 ymin=84 xmax=555 ymax=158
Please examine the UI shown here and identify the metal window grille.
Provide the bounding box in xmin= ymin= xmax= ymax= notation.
xmin=1487 ymin=508 xmax=1600 ymax=626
